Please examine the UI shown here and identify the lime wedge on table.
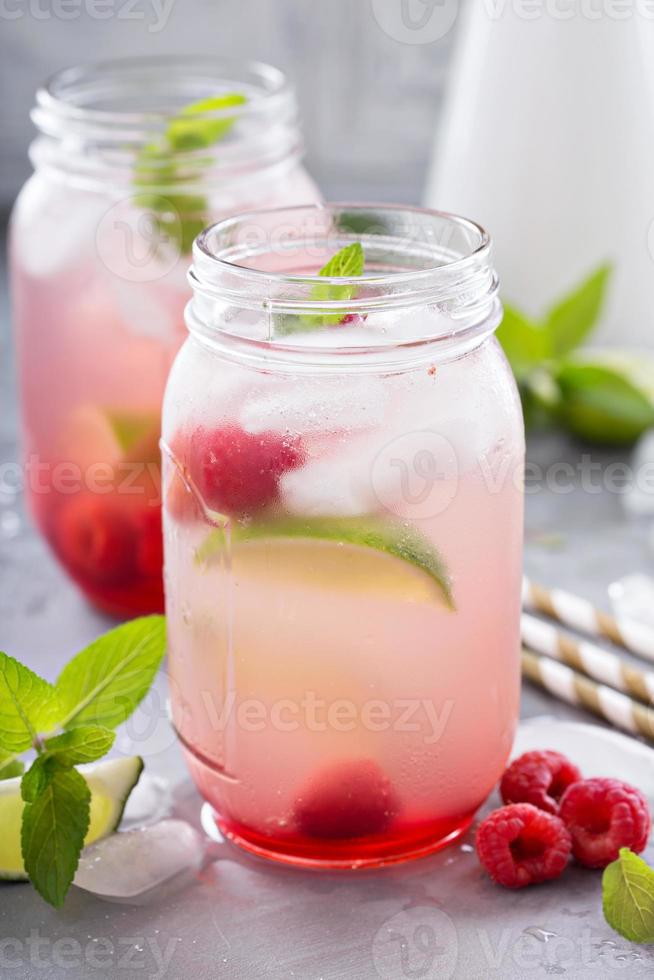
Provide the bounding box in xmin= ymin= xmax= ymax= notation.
xmin=0 ymin=756 xmax=143 ymax=881
xmin=196 ymin=516 xmax=454 ymax=609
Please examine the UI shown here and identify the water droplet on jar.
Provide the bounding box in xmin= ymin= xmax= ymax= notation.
xmin=181 ymin=601 xmax=192 ymax=627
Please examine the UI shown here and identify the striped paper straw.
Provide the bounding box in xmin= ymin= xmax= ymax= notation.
xmin=522 ymin=648 xmax=654 ymax=742
xmin=523 ymin=577 xmax=654 ymax=664
xmin=522 ymin=613 xmax=654 ymax=704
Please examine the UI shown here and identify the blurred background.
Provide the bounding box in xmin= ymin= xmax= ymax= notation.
xmin=0 ymin=0 xmax=454 ymax=209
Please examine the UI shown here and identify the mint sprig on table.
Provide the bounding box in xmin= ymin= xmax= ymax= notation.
xmin=276 ymin=242 xmax=366 ymax=335
xmin=0 ymin=616 xmax=166 ymax=908
xmin=603 ymin=848 xmax=654 ymax=943
xmin=498 ymin=263 xmax=654 ymax=445
xmin=134 ymin=93 xmax=246 ymax=257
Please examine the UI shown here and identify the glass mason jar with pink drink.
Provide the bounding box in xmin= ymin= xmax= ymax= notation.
xmin=162 ymin=204 xmax=525 ymax=868
xmin=10 ymin=56 xmax=320 ymax=616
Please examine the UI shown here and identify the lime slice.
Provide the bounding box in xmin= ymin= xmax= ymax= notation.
xmin=57 ymin=406 xmax=160 ymax=466
xmin=0 ymin=756 xmax=143 ymax=881
xmin=196 ymin=516 xmax=454 ymax=609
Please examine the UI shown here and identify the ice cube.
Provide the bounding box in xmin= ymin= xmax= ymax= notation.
xmin=15 ymin=182 xmax=107 ymax=280
xmin=74 ymin=820 xmax=204 ymax=903
xmin=240 ymin=376 xmax=389 ymax=437
xmin=280 ymin=453 xmax=374 ymax=517
xmin=110 ymin=276 xmax=186 ymax=346
xmin=609 ymin=574 xmax=654 ymax=629
xmin=120 ymin=772 xmax=172 ymax=829
xmin=623 ymin=430 xmax=654 ymax=517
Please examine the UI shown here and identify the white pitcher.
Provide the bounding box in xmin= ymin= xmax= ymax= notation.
xmin=425 ymin=1 xmax=654 ymax=347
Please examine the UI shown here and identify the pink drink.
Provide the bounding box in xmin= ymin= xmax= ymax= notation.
xmin=11 ymin=57 xmax=320 ymax=615
xmin=163 ymin=206 xmax=524 ymax=866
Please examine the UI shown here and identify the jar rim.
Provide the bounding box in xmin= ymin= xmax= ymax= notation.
xmin=188 ymin=203 xmax=501 ymax=358
xmin=34 ymin=55 xmax=295 ymax=139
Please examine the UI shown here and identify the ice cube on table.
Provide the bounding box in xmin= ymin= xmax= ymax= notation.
xmin=74 ymin=820 xmax=204 ymax=903
xmin=120 ymin=772 xmax=172 ymax=829
xmin=609 ymin=574 xmax=654 ymax=629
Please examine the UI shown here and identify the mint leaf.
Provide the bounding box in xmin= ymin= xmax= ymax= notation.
xmin=603 ymin=848 xmax=654 ymax=943
xmin=497 ymin=306 xmax=552 ymax=378
xmin=166 ymin=93 xmax=246 ymax=150
xmin=55 ymin=616 xmax=166 ymax=730
xmin=21 ymin=766 xmax=90 ymax=908
xmin=277 ymin=243 xmax=366 ymax=335
xmin=545 ymin=263 xmax=611 ymax=357
xmin=0 ymin=653 xmax=61 ymax=753
xmin=0 ymin=750 xmax=24 ymax=780
xmin=21 ymin=755 xmax=58 ymax=803
xmin=554 ymin=360 xmax=654 ymax=445
xmin=43 ymin=725 xmax=116 ymax=765
xmin=133 ymin=93 xmax=246 ymax=257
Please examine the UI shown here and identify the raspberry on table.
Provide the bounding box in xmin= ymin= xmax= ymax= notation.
xmin=559 ymin=778 xmax=651 ymax=868
xmin=293 ymin=759 xmax=397 ymax=840
xmin=501 ymin=750 xmax=582 ymax=815
xmin=475 ymin=803 xmax=572 ymax=888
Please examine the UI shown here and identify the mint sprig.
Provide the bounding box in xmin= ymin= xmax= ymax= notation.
xmin=0 ymin=616 xmax=166 ymax=907
xmin=276 ymin=242 xmax=366 ymax=336
xmin=134 ymin=92 xmax=246 ymax=257
xmin=494 ymin=264 xmax=654 ymax=445
xmin=603 ymin=848 xmax=654 ymax=943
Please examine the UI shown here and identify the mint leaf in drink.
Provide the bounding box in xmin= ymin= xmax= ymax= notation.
xmin=0 ymin=750 xmax=24 ymax=781
xmin=545 ymin=263 xmax=612 ymax=357
xmin=277 ymin=243 xmax=366 ymax=335
xmin=553 ymin=359 xmax=654 ymax=445
xmin=0 ymin=653 xmax=61 ymax=754
xmin=603 ymin=848 xmax=654 ymax=943
xmin=21 ymin=767 xmax=91 ymax=908
xmin=166 ymin=93 xmax=246 ymax=150
xmin=133 ymin=93 xmax=246 ymax=257
xmin=55 ymin=616 xmax=166 ymax=730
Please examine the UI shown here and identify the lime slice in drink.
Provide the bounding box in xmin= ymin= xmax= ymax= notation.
xmin=196 ymin=516 xmax=454 ymax=609
xmin=57 ymin=406 xmax=160 ymax=467
xmin=0 ymin=756 xmax=144 ymax=881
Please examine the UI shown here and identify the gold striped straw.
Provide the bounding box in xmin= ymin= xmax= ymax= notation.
xmin=522 ymin=648 xmax=654 ymax=742
xmin=523 ymin=577 xmax=654 ymax=664
xmin=522 ymin=613 xmax=654 ymax=703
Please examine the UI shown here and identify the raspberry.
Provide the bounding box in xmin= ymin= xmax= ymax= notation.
xmin=55 ymin=495 xmax=136 ymax=586
xmin=501 ymin=750 xmax=581 ymax=815
xmin=293 ymin=759 xmax=397 ymax=840
xmin=476 ymin=804 xmax=572 ymax=888
xmin=184 ymin=425 xmax=303 ymax=517
xmin=135 ymin=506 xmax=164 ymax=579
xmin=559 ymin=778 xmax=651 ymax=868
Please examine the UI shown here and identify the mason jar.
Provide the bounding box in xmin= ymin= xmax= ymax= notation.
xmin=10 ymin=56 xmax=321 ymax=616
xmin=162 ymin=204 xmax=525 ymax=868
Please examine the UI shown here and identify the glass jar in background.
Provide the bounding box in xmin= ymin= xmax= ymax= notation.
xmin=162 ymin=204 xmax=525 ymax=868
xmin=10 ymin=56 xmax=321 ymax=616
